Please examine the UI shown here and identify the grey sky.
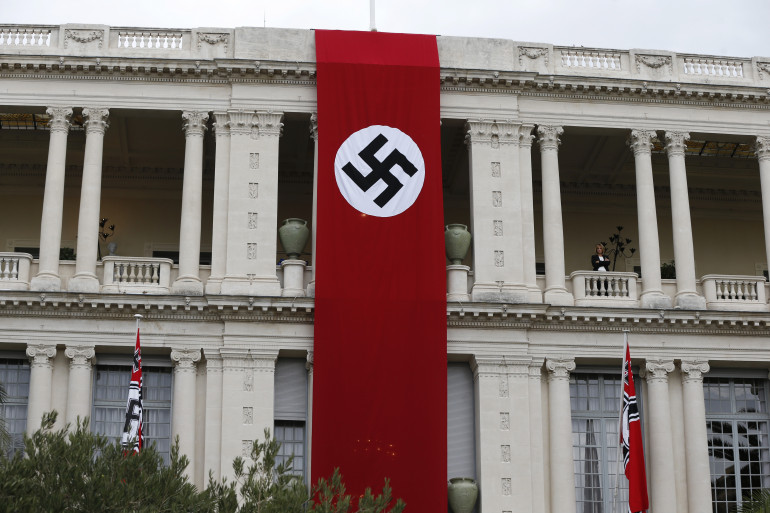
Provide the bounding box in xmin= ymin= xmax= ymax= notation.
xmin=4 ymin=0 xmax=769 ymax=58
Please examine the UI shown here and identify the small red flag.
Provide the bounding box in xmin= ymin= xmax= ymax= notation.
xmin=622 ymin=343 xmax=649 ymax=513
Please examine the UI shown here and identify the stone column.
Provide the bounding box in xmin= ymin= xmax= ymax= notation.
xmin=680 ymin=359 xmax=712 ymax=513
xmin=64 ymin=345 xmax=95 ymax=426
xmin=171 ymin=348 xmax=201 ymax=477
xmin=68 ymin=107 xmax=109 ymax=293
xmin=305 ymin=351 xmax=314 ymax=477
xmin=643 ymin=359 xmax=678 ymax=513
xmin=221 ymin=111 xmax=283 ymax=296
xmin=664 ymin=131 xmax=705 ymax=309
xmin=206 ymin=112 xmax=231 ymax=294
xmin=545 ymin=357 xmax=576 ymax=513
xmin=26 ymin=344 xmax=57 ymax=433
xmin=628 ymin=130 xmax=671 ymax=308
xmin=538 ymin=126 xmax=573 ymax=306
xmin=31 ymin=107 xmax=72 ymax=291
xmin=519 ymin=124 xmax=542 ymax=302
xmin=466 ymin=120 xmax=528 ymax=303
xmin=203 ymin=350 xmax=223 ymax=481
xmin=307 ymin=114 xmax=318 ymax=297
xmin=527 ymin=362 xmax=547 ymax=513
xmin=172 ymin=111 xmax=208 ymax=295
xmin=755 ymin=137 xmax=770 ymax=276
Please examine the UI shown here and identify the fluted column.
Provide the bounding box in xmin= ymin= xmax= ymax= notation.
xmin=206 ymin=112 xmax=231 ymax=294
xmin=665 ymin=132 xmax=705 ymax=309
xmin=26 ymin=344 xmax=57 ymax=433
xmin=681 ymin=359 xmax=712 ymax=513
xmin=307 ymin=114 xmax=318 ymax=297
xmin=221 ymin=111 xmax=283 ymax=296
xmin=519 ymin=124 xmax=542 ymax=302
xmin=628 ymin=130 xmax=671 ymax=308
xmin=68 ymin=107 xmax=109 ymax=293
xmin=643 ymin=359 xmax=678 ymax=513
xmin=64 ymin=345 xmax=95 ymax=426
xmin=545 ymin=357 xmax=576 ymax=513
xmin=538 ymin=126 xmax=573 ymax=306
xmin=203 ymin=350 xmax=223 ymax=480
xmin=172 ymin=111 xmax=208 ymax=295
xmin=171 ymin=348 xmax=201 ymax=477
xmin=755 ymin=137 xmax=770 ymax=278
xmin=31 ymin=107 xmax=72 ymax=291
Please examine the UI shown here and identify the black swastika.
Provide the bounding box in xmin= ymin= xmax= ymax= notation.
xmin=342 ymin=133 xmax=418 ymax=208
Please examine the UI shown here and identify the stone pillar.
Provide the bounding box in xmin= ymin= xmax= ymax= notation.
xmin=538 ymin=126 xmax=573 ymax=306
xmin=171 ymin=348 xmax=201 ymax=477
xmin=203 ymin=350 xmax=223 ymax=481
xmin=64 ymin=345 xmax=95 ymax=426
xmin=755 ymin=137 xmax=770 ymax=277
xmin=519 ymin=124 xmax=542 ymax=302
xmin=31 ymin=107 xmax=72 ymax=291
xmin=528 ymin=360 xmax=547 ymax=513
xmin=221 ymin=111 xmax=283 ymax=296
xmin=26 ymin=344 xmax=57 ymax=433
xmin=305 ymin=351 xmax=314 ymax=478
xmin=680 ymin=359 xmax=712 ymax=513
xmin=643 ymin=359 xmax=678 ymax=513
xmin=628 ymin=130 xmax=671 ymax=308
xmin=466 ymin=119 xmax=528 ymax=303
xmin=664 ymin=131 xmax=705 ymax=309
xmin=206 ymin=112 xmax=231 ymax=294
xmin=68 ymin=107 xmax=109 ymax=293
xmin=307 ymin=114 xmax=318 ymax=297
xmin=545 ymin=357 xmax=576 ymax=513
xmin=172 ymin=111 xmax=208 ymax=295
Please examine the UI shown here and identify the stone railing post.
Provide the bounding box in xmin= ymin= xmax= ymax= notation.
xmin=26 ymin=343 xmax=57 ymax=433
xmin=545 ymin=357 xmax=577 ymax=513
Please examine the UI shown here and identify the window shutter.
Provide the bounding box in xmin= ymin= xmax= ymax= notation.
xmin=274 ymin=358 xmax=308 ymax=421
xmin=447 ymin=362 xmax=476 ymax=480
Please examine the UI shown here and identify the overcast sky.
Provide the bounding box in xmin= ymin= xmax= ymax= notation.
xmin=5 ymin=0 xmax=769 ymax=58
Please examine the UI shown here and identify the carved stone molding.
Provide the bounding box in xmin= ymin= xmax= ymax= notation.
xmin=205 ymin=352 xmax=224 ymax=374
xmin=228 ymin=110 xmax=255 ymax=135
xmin=251 ymin=350 xmax=278 ymax=372
xmin=664 ymin=131 xmax=691 ymax=157
xmin=471 ymin=355 xmax=506 ymax=380
xmin=628 ymin=129 xmax=658 ymax=156
xmin=212 ymin=111 xmax=230 ymax=136
xmin=635 ymin=54 xmax=672 ymax=73
xmin=82 ymin=107 xmax=109 ymax=134
xmin=681 ymin=359 xmax=710 ymax=383
xmin=755 ymin=136 xmax=770 ymax=161
xmin=466 ymin=119 xmax=518 ymax=147
xmin=65 ymin=345 xmax=95 ymax=369
xmin=255 ymin=111 xmax=284 ymax=138
xmin=528 ymin=361 xmax=544 ymax=380
xmin=171 ymin=348 xmax=202 ymax=372
xmin=309 ymin=113 xmax=318 ymax=141
xmin=26 ymin=344 xmax=56 ymax=367
xmin=64 ymin=29 xmax=104 ymax=49
xmin=643 ymin=359 xmax=675 ymax=383
xmin=545 ymin=357 xmax=575 ymax=381
xmin=46 ymin=107 xmax=72 ymax=134
xmin=197 ymin=32 xmax=229 ymax=52
xmin=757 ymin=62 xmax=770 ymax=80
xmin=306 ymin=350 xmax=314 ymax=371
xmin=182 ymin=111 xmax=209 ymax=137
xmin=519 ymin=47 xmax=549 ymax=67
xmin=518 ymin=124 xmax=536 ymax=148
xmin=465 ymin=119 xmax=495 ymax=145
xmin=536 ymin=125 xmax=563 ymax=151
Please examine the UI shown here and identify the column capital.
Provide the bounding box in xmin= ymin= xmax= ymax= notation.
xmin=182 ymin=111 xmax=209 ymax=137
xmin=470 ymin=355 xmax=506 ymax=379
xmin=46 ymin=107 xmax=72 ymax=133
xmin=255 ymin=111 xmax=284 ymax=138
xmin=755 ymin=136 xmax=770 ymax=161
xmin=545 ymin=357 xmax=575 ymax=381
xmin=171 ymin=348 xmax=202 ymax=371
xmin=306 ymin=350 xmax=314 ymax=371
xmin=212 ymin=111 xmax=230 ymax=136
xmin=465 ymin=119 xmax=518 ymax=146
xmin=82 ymin=107 xmax=109 ymax=134
xmin=628 ymin=129 xmax=658 ymax=156
xmin=227 ymin=109 xmax=256 ymax=135
xmin=680 ymin=359 xmax=710 ymax=383
xmin=251 ymin=350 xmax=278 ymax=373
xmin=664 ymin=131 xmax=691 ymax=157
xmin=643 ymin=358 xmax=675 ymax=383
xmin=528 ymin=360 xmax=544 ymax=380
xmin=64 ymin=345 xmax=95 ymax=368
xmin=518 ymin=123 xmax=536 ymax=148
xmin=536 ymin=125 xmax=563 ymax=151
xmin=310 ymin=113 xmax=318 ymax=141
xmin=26 ymin=344 xmax=57 ymax=367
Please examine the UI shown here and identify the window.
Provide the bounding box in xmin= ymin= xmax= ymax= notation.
xmin=705 ymin=376 xmax=770 ymax=513
xmin=571 ymin=373 xmax=630 ymax=513
xmin=0 ymin=358 xmax=30 ymax=456
xmin=274 ymin=358 xmax=308 ymax=479
xmin=448 ymin=362 xmax=476 ymax=480
xmin=92 ymin=363 xmax=172 ymax=463
xmin=275 ymin=420 xmax=305 ymax=476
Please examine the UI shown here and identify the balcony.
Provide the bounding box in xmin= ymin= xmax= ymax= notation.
xmin=569 ymin=271 xmax=639 ymax=308
xmin=0 ymin=252 xmax=32 ymax=291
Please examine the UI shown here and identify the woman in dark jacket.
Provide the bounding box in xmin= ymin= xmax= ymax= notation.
xmin=591 ymin=243 xmax=611 ymax=272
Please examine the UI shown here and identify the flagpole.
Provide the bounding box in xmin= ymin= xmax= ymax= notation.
xmin=613 ymin=330 xmax=628 ymax=513
xmin=135 ymin=313 xmax=142 ymax=329
xmin=369 ymin=0 xmax=376 ymax=31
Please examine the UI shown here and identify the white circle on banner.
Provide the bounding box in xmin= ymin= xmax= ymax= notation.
xmin=334 ymin=125 xmax=425 ymax=217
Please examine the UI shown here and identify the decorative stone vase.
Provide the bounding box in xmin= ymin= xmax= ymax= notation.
xmin=448 ymin=477 xmax=478 ymax=513
xmin=445 ymin=224 xmax=472 ymax=264
xmin=278 ymin=218 xmax=310 ymax=258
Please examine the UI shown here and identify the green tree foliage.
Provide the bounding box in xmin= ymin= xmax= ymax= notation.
xmin=0 ymin=383 xmax=11 ymax=455
xmin=737 ymin=489 xmax=770 ymax=513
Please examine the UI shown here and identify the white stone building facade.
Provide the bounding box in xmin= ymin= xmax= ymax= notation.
xmin=1 ymin=23 xmax=770 ymax=513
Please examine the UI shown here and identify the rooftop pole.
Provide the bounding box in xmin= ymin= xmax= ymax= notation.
xmin=370 ymin=0 xmax=376 ymax=31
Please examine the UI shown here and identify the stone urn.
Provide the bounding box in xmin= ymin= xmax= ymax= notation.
xmin=448 ymin=477 xmax=478 ymax=513
xmin=278 ymin=218 xmax=310 ymax=259
xmin=445 ymin=224 xmax=472 ymax=264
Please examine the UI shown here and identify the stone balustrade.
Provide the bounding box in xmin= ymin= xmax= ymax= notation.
xmin=682 ymin=57 xmax=744 ymax=78
xmin=701 ymin=275 xmax=768 ymax=311
xmin=101 ymin=256 xmax=174 ymax=294
xmin=0 ymin=26 xmax=53 ymax=47
xmin=116 ymin=30 xmax=185 ymax=50
xmin=559 ymin=49 xmax=622 ymax=70
xmin=0 ymin=252 xmax=33 ymax=290
xmin=570 ymin=271 xmax=639 ymax=307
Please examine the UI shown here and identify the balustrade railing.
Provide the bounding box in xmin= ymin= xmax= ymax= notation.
xmin=101 ymin=256 xmax=174 ymax=294
xmin=682 ymin=57 xmax=744 ymax=78
xmin=0 ymin=253 xmax=33 ymax=290
xmin=570 ymin=271 xmax=638 ymax=306
xmin=117 ymin=31 xmax=184 ymax=50
xmin=559 ymin=49 xmax=622 ymax=70
xmin=701 ymin=275 xmax=767 ymax=311
xmin=0 ymin=27 xmax=52 ymax=47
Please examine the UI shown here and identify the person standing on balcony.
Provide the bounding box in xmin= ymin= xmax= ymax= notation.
xmin=592 ymin=244 xmax=611 ymax=272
